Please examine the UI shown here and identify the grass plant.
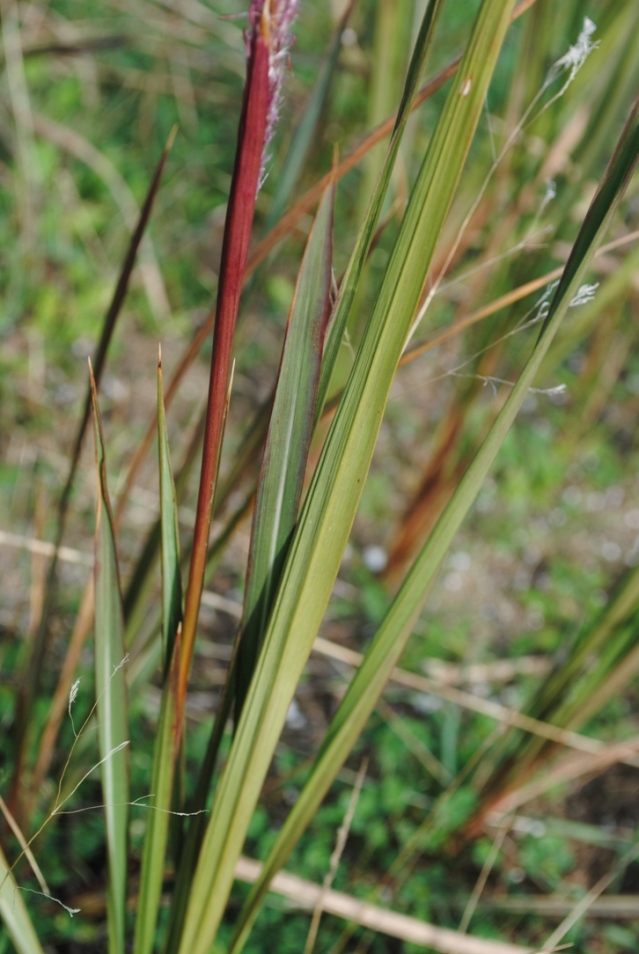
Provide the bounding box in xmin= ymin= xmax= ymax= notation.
xmin=1 ymin=2 xmax=639 ymax=953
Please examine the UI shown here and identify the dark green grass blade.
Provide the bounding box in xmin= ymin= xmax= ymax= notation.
xmin=90 ymin=366 xmax=129 ymax=954
xmin=235 ymin=182 xmax=335 ymax=717
xmin=355 ymin=0 xmax=415 ymax=228
xmin=157 ymin=352 xmax=183 ymax=673
xmin=62 ymin=127 xmax=177 ymax=532
xmin=229 ymin=95 xmax=639 ymax=953
xmin=133 ymin=356 xmax=184 ymax=954
xmin=537 ymin=105 xmax=639 ymax=339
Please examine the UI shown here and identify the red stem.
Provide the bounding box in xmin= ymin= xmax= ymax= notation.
xmin=179 ymin=16 xmax=271 ymax=708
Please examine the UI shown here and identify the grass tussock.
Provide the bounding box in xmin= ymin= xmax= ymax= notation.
xmin=1 ymin=2 xmax=639 ymax=953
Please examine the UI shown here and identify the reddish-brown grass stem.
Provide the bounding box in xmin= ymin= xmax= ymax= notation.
xmin=177 ymin=14 xmax=271 ymax=711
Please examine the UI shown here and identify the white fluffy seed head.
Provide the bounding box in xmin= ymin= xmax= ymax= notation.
xmin=570 ymin=282 xmax=599 ymax=307
xmin=248 ymin=0 xmax=300 ymax=189
xmin=546 ymin=17 xmax=599 ymax=89
xmin=69 ymin=678 xmax=80 ymax=707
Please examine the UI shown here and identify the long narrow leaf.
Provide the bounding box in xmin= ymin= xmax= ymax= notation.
xmin=176 ymin=4 xmax=519 ymax=952
xmin=133 ymin=633 xmax=182 ymax=954
xmin=64 ymin=127 xmax=177 ymax=532
xmin=133 ymin=357 xmax=184 ymax=954
xmin=230 ymin=95 xmax=639 ymax=951
xmin=157 ymin=352 xmax=183 ymax=673
xmin=123 ymin=402 xmax=204 ymax=647
xmin=235 ymin=181 xmax=335 ymax=716
xmin=91 ymin=365 xmax=129 ymax=954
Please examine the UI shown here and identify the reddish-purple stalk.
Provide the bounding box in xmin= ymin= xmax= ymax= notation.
xmin=178 ymin=3 xmax=296 ymax=709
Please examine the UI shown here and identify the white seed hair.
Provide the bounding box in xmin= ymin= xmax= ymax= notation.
xmin=69 ymin=678 xmax=80 ymax=707
xmin=545 ymin=17 xmax=599 ymax=92
xmin=570 ymin=282 xmax=599 ymax=307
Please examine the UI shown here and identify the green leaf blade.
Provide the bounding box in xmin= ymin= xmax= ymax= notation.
xmin=91 ymin=368 xmax=130 ymax=954
xmin=133 ymin=359 xmax=184 ymax=954
xmin=235 ymin=182 xmax=334 ymax=716
xmin=157 ymin=354 xmax=183 ymax=673
xmin=133 ymin=633 xmax=182 ymax=954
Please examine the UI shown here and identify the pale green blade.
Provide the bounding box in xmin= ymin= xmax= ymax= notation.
xmin=0 ymin=844 xmax=45 ymax=954
xmin=133 ymin=359 xmax=184 ymax=954
xmin=175 ymin=4 xmax=519 ymax=952
xmin=91 ymin=367 xmax=130 ymax=954
xmin=230 ymin=95 xmax=639 ymax=952
xmin=235 ymin=182 xmax=334 ymax=716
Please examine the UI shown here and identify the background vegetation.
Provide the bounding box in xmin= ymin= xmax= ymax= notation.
xmin=1 ymin=1 xmax=639 ymax=952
